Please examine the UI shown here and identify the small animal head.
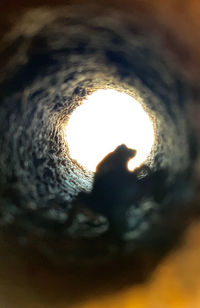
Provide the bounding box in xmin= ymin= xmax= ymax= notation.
xmin=96 ymin=144 xmax=137 ymax=175
xmin=114 ymin=144 xmax=137 ymax=162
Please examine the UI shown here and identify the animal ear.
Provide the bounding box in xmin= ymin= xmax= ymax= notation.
xmin=115 ymin=144 xmax=127 ymax=151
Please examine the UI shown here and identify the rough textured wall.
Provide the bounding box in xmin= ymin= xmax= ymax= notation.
xmin=0 ymin=1 xmax=200 ymax=308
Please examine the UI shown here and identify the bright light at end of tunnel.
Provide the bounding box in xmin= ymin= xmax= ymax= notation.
xmin=64 ymin=89 xmax=155 ymax=172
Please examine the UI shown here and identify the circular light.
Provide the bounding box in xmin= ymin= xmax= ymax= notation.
xmin=64 ymin=89 xmax=155 ymax=172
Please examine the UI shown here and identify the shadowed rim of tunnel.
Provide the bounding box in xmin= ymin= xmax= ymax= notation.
xmin=0 ymin=203 xmax=198 ymax=307
xmin=0 ymin=174 xmax=199 ymax=305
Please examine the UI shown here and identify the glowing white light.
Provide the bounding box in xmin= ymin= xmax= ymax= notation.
xmin=64 ymin=89 xmax=155 ymax=172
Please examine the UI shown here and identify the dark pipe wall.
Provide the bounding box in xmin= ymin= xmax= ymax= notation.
xmin=0 ymin=7 xmax=197 ymax=262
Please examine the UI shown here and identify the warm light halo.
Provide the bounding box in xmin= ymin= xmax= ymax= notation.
xmin=64 ymin=89 xmax=155 ymax=172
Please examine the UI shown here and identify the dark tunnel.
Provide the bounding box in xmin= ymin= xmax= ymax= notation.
xmin=0 ymin=6 xmax=198 ymax=271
